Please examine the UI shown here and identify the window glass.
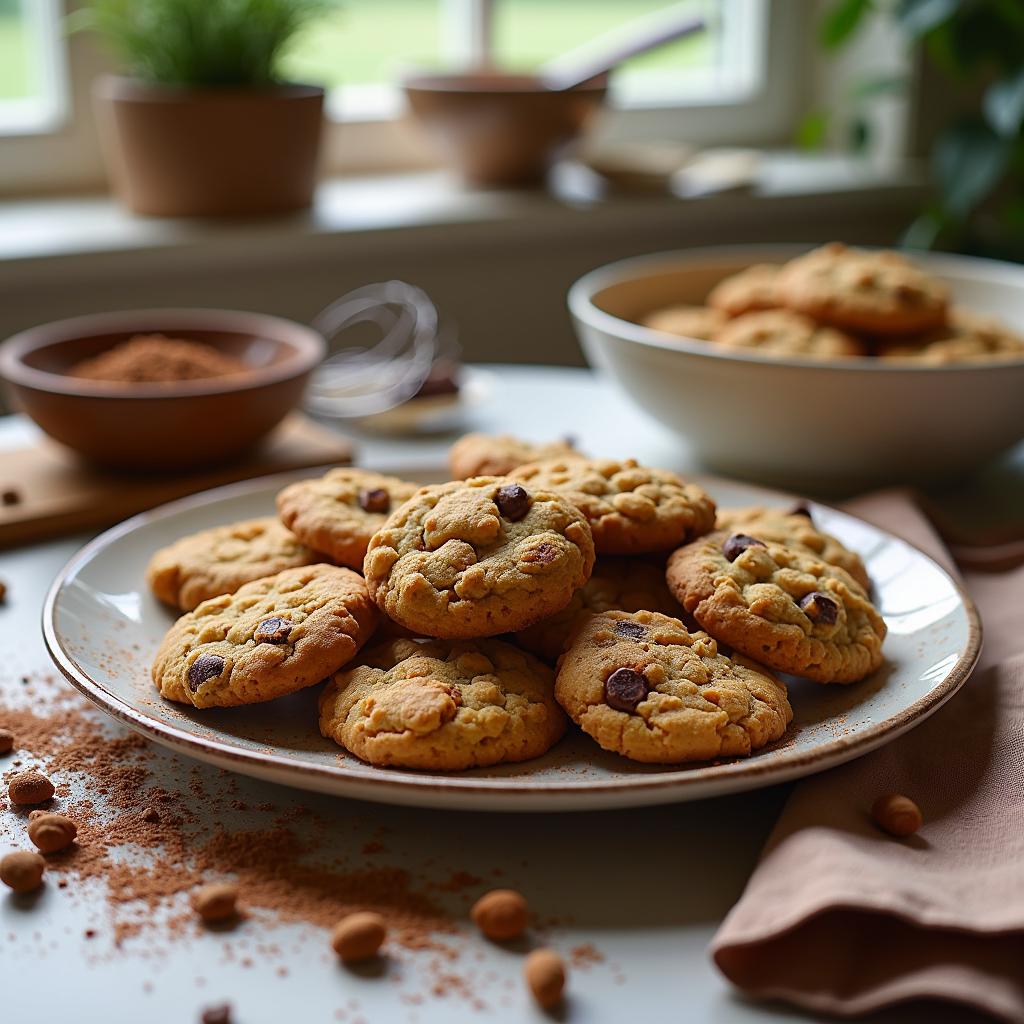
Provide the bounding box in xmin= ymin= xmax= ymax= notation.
xmin=0 ymin=0 xmax=63 ymax=134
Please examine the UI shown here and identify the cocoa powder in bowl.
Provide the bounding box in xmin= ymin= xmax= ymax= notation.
xmin=69 ymin=335 xmax=249 ymax=383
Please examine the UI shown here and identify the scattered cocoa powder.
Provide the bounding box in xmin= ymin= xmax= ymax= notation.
xmin=69 ymin=335 xmax=249 ymax=384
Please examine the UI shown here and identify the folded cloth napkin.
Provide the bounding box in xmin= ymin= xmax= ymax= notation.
xmin=711 ymin=490 xmax=1024 ymax=1023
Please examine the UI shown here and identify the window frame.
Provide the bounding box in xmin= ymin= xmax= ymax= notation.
xmin=0 ymin=0 xmax=810 ymax=195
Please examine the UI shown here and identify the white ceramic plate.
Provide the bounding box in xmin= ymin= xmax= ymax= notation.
xmin=43 ymin=467 xmax=981 ymax=812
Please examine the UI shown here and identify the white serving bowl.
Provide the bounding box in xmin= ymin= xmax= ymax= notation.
xmin=568 ymin=245 xmax=1024 ymax=491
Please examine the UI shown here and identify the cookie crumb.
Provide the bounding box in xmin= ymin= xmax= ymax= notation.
xmin=0 ymin=727 xmax=14 ymax=754
xmin=470 ymin=889 xmax=529 ymax=941
xmin=27 ymin=812 xmax=78 ymax=853
xmin=1 ymin=850 xmax=46 ymax=892
xmin=524 ymin=949 xmax=565 ymax=1009
xmin=7 ymin=769 xmax=55 ymax=805
xmin=331 ymin=911 xmax=387 ymax=963
xmin=190 ymin=882 xmax=239 ymax=923
xmin=871 ymin=793 xmax=922 ymax=837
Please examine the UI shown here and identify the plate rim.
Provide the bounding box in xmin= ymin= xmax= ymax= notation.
xmin=41 ymin=466 xmax=984 ymax=807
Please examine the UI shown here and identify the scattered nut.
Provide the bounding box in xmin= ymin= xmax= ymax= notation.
xmin=524 ymin=948 xmax=566 ymax=1010
xmin=190 ymin=882 xmax=239 ymax=923
xmin=27 ymin=812 xmax=78 ymax=853
xmin=0 ymin=728 xmax=13 ymax=755
xmin=471 ymin=888 xmax=529 ymax=941
xmin=331 ymin=911 xmax=387 ymax=963
xmin=871 ymin=793 xmax=923 ymax=837
xmin=0 ymin=850 xmax=46 ymax=892
xmin=200 ymin=1004 xmax=232 ymax=1024
xmin=141 ymin=806 xmax=160 ymax=823
xmin=7 ymin=770 xmax=54 ymax=805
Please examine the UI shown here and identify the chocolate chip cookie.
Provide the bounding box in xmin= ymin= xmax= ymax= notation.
xmin=277 ymin=468 xmax=419 ymax=569
xmin=516 ymin=556 xmax=683 ymax=661
xmin=362 ymin=477 xmax=595 ymax=638
xmin=152 ymin=564 xmax=377 ymax=708
xmin=666 ymin=532 xmax=886 ymax=683
xmin=877 ymin=307 xmax=1024 ymax=363
xmin=319 ymin=637 xmax=566 ymax=770
xmin=776 ymin=243 xmax=948 ymax=335
xmin=447 ymin=433 xmax=579 ymax=480
xmin=555 ymin=610 xmax=792 ymax=763
xmin=716 ymin=505 xmax=870 ymax=591
xmin=707 ymin=263 xmax=782 ymax=317
xmin=715 ymin=309 xmax=865 ymax=358
xmin=147 ymin=517 xmax=317 ymax=611
xmin=641 ymin=305 xmax=726 ymax=341
xmin=510 ymin=458 xmax=716 ymax=555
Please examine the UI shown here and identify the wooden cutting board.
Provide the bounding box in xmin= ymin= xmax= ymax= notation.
xmin=0 ymin=413 xmax=352 ymax=549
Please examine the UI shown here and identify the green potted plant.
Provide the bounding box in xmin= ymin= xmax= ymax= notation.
xmin=79 ymin=0 xmax=337 ymax=217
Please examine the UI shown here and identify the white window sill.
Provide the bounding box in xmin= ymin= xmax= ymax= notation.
xmin=0 ymin=152 xmax=922 ymax=278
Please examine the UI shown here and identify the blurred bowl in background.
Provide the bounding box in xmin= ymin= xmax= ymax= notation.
xmin=569 ymin=246 xmax=1024 ymax=492
xmin=402 ymin=71 xmax=608 ymax=187
xmin=0 ymin=309 xmax=325 ymax=473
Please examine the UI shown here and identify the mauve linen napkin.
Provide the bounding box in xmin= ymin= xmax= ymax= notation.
xmin=711 ymin=490 xmax=1024 ymax=1022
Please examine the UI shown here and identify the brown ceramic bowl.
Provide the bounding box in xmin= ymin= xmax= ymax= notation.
xmin=0 ymin=309 xmax=325 ymax=472
xmin=402 ymin=71 xmax=608 ymax=186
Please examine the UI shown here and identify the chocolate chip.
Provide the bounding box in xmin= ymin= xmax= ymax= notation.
xmin=522 ymin=542 xmax=556 ymax=564
xmin=358 ymin=487 xmax=390 ymax=514
xmin=187 ymin=654 xmax=224 ymax=692
xmin=723 ymin=533 xmax=766 ymax=562
xmin=789 ymin=502 xmax=814 ymax=520
xmin=254 ymin=617 xmax=292 ymax=644
xmin=495 ymin=484 xmax=531 ymax=521
xmin=613 ymin=620 xmax=647 ymax=640
xmin=799 ymin=591 xmax=839 ymax=625
xmin=604 ymin=668 xmax=648 ymax=712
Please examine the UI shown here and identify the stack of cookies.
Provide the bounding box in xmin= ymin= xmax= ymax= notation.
xmin=642 ymin=242 xmax=1024 ymax=363
xmin=147 ymin=432 xmax=886 ymax=771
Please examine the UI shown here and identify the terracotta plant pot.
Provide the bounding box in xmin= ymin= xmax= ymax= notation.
xmin=94 ymin=75 xmax=324 ymax=217
xmin=403 ymin=72 xmax=608 ymax=187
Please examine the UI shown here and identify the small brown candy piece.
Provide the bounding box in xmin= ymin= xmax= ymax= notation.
xmin=0 ymin=728 xmax=14 ymax=754
xmin=524 ymin=948 xmax=566 ymax=1010
xmin=613 ymin=620 xmax=647 ymax=641
xmin=495 ymin=483 xmax=531 ymax=522
xmin=0 ymin=850 xmax=45 ymax=892
xmin=190 ymin=882 xmax=239 ymax=923
xmin=331 ymin=911 xmax=387 ymax=963
xmin=723 ymin=533 xmax=766 ymax=562
xmin=471 ymin=888 xmax=529 ymax=941
xmin=604 ymin=668 xmax=648 ymax=712
xmin=871 ymin=793 xmax=923 ymax=837
xmin=7 ymin=769 xmax=54 ymax=805
xmin=799 ymin=590 xmax=839 ymax=625
xmin=358 ymin=487 xmax=391 ymax=514
xmin=187 ymin=653 xmax=225 ymax=692
xmin=253 ymin=617 xmax=292 ymax=644
xmin=201 ymin=1005 xmax=232 ymax=1024
xmin=27 ymin=812 xmax=78 ymax=854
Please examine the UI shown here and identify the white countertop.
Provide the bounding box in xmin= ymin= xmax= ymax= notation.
xmin=0 ymin=366 xmax=997 ymax=1023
